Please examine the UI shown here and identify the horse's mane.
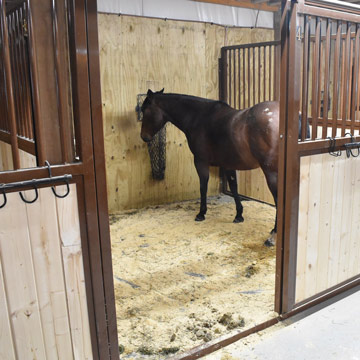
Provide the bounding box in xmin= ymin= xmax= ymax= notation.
xmin=157 ymin=93 xmax=230 ymax=108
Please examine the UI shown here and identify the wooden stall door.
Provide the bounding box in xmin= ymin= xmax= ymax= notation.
xmin=0 ymin=185 xmax=92 ymax=359
xmin=0 ymin=0 xmax=118 ymax=358
xmin=277 ymin=0 xmax=360 ymax=315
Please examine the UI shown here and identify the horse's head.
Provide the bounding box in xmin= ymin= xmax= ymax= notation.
xmin=140 ymin=89 xmax=166 ymax=142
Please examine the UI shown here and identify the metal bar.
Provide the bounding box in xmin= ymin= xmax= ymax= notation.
xmin=220 ymin=47 xmax=228 ymax=102
xmin=301 ymin=15 xmax=310 ymax=141
xmin=238 ymin=49 xmax=241 ymax=108
xmin=269 ymin=44 xmax=272 ymax=101
xmin=252 ymin=46 xmax=255 ymax=105
xmin=275 ymin=0 xmax=291 ymax=315
xmin=85 ymin=0 xmax=120 ymax=353
xmin=317 ymin=23 xmax=323 ymax=133
xmin=27 ymin=0 xmax=45 ymax=165
xmin=281 ymin=0 xmax=302 ymax=314
xmin=0 ymin=130 xmax=36 ymax=154
xmin=298 ymin=134 xmax=360 ymax=155
xmin=68 ymin=0 xmax=114 ymax=357
xmin=15 ymin=8 xmax=28 ymax=139
xmin=0 ymin=174 xmax=72 ymax=192
xmin=8 ymin=12 xmax=23 ymax=139
xmin=228 ymin=50 xmax=232 ymax=106
xmin=247 ymin=47 xmax=250 ymax=107
xmin=0 ymin=0 xmax=20 ymax=169
xmin=321 ymin=19 xmax=331 ymax=139
xmin=233 ymin=49 xmax=236 ymax=108
xmin=171 ymin=318 xmax=279 ymax=360
xmin=263 ymin=45 xmax=266 ymax=101
xmin=311 ymin=16 xmax=321 ymax=140
xmin=243 ymin=48 xmax=245 ymax=108
xmin=332 ymin=21 xmax=342 ymax=137
xmin=300 ymin=3 xmax=360 ymax=23
xmin=341 ymin=22 xmax=351 ymax=136
xmin=258 ymin=46 xmax=261 ymax=103
xmin=222 ymin=40 xmax=280 ymax=52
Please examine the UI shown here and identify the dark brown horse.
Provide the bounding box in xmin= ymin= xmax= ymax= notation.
xmin=140 ymin=89 xmax=279 ymax=246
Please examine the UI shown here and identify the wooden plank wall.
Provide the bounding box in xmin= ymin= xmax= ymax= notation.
xmin=296 ymin=153 xmax=360 ymax=303
xmin=0 ymin=140 xmax=36 ymax=171
xmin=98 ymin=14 xmax=274 ymax=212
xmin=0 ymin=185 xmax=92 ymax=359
xmin=237 ymin=168 xmax=275 ymax=204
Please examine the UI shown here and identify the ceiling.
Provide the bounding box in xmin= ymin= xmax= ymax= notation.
xmin=193 ymin=0 xmax=360 ymax=12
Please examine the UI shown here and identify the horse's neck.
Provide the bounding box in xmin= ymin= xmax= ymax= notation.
xmin=157 ymin=96 xmax=196 ymax=134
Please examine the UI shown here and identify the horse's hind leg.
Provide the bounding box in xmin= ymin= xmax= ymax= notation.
xmin=194 ymin=160 xmax=209 ymax=221
xmin=225 ymin=170 xmax=244 ymax=223
xmin=263 ymin=169 xmax=278 ymax=247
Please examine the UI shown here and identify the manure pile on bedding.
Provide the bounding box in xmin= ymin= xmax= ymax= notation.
xmin=110 ymin=196 xmax=277 ymax=359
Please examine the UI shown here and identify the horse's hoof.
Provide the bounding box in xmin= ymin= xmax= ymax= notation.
xmin=264 ymin=232 xmax=277 ymax=247
xmin=264 ymin=239 xmax=275 ymax=247
xmin=195 ymin=214 xmax=205 ymax=221
xmin=233 ymin=216 xmax=244 ymax=223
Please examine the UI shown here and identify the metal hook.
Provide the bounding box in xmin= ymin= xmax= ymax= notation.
xmin=327 ymin=137 xmax=341 ymax=157
xmin=45 ymin=160 xmax=71 ymax=199
xmin=51 ymin=179 xmax=70 ymax=198
xmin=19 ymin=184 xmax=39 ymax=204
xmin=0 ymin=188 xmax=7 ymax=209
xmin=344 ymin=133 xmax=360 ymax=158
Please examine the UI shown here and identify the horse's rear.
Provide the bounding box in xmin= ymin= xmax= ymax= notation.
xmin=209 ymin=101 xmax=279 ymax=174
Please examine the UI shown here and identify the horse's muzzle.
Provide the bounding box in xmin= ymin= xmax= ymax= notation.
xmin=141 ymin=133 xmax=152 ymax=143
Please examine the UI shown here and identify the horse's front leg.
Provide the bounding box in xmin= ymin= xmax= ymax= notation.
xmin=225 ymin=169 xmax=244 ymax=223
xmin=194 ymin=160 xmax=209 ymax=221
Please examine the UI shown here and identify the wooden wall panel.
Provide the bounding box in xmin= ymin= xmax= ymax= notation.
xmin=296 ymin=153 xmax=360 ymax=303
xmin=0 ymin=141 xmax=14 ymax=171
xmin=0 ymin=185 xmax=92 ymax=359
xmin=98 ymin=14 xmax=274 ymax=212
xmin=0 ymin=141 xmax=36 ymax=171
xmin=237 ymin=168 xmax=275 ymax=205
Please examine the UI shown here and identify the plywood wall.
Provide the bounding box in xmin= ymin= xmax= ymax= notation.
xmin=0 ymin=141 xmax=37 ymax=171
xmin=0 ymin=185 xmax=92 ymax=359
xmin=237 ymin=168 xmax=275 ymax=205
xmin=98 ymin=14 xmax=274 ymax=212
xmin=296 ymin=153 xmax=360 ymax=304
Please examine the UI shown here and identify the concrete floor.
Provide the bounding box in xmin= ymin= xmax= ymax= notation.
xmin=204 ymin=287 xmax=360 ymax=360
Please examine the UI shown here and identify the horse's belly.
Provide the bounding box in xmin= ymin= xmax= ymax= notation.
xmin=210 ymin=152 xmax=259 ymax=171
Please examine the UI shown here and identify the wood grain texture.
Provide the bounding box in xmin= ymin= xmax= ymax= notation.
xmin=0 ymin=186 xmax=92 ymax=359
xmin=0 ymin=141 xmax=14 ymax=171
xmin=0 ymin=191 xmax=47 ymax=359
xmin=296 ymin=153 xmax=360 ymax=303
xmin=98 ymin=14 xmax=274 ymax=212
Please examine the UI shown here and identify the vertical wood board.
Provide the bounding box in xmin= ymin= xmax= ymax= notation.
xmin=296 ymin=153 xmax=360 ymax=303
xmin=0 ymin=185 xmax=92 ymax=359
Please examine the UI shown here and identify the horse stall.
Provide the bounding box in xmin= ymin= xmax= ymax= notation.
xmin=1 ymin=0 xmax=360 ymax=360
xmin=97 ymin=0 xmax=282 ymax=357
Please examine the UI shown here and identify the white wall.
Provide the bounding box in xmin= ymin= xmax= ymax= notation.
xmin=97 ymin=0 xmax=274 ymax=29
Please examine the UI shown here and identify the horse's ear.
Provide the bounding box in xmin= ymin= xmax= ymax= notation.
xmin=147 ymin=89 xmax=154 ymax=98
xmin=159 ymin=88 xmax=164 ymax=94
